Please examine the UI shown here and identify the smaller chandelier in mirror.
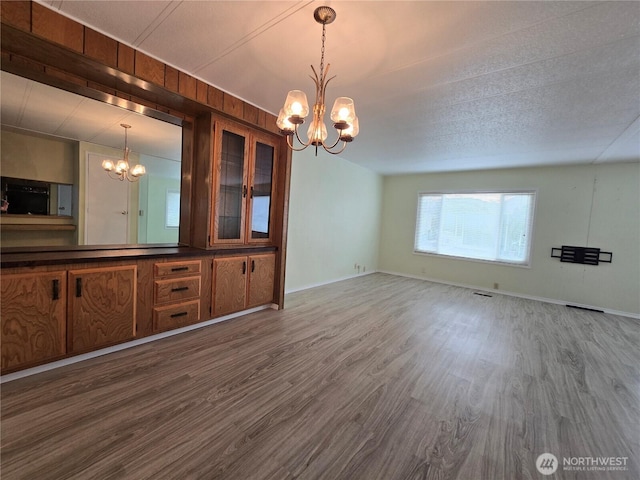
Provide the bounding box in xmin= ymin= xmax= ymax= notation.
xmin=102 ymin=124 xmax=146 ymax=181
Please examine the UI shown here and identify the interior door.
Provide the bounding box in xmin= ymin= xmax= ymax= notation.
xmin=86 ymin=152 xmax=129 ymax=245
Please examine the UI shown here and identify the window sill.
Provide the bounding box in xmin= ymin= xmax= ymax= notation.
xmin=413 ymin=250 xmax=532 ymax=269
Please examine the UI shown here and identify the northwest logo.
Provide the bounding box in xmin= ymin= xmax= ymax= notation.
xmin=536 ymin=453 xmax=559 ymax=475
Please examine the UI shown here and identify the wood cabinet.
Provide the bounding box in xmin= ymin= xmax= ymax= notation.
xmin=1 ymin=271 xmax=67 ymax=372
xmin=67 ymin=265 xmax=136 ymax=353
xmin=247 ymin=254 xmax=276 ymax=308
xmin=212 ymin=253 xmax=275 ymax=317
xmin=152 ymin=259 xmax=202 ymax=333
xmin=212 ymin=256 xmax=247 ymax=317
xmin=0 ymin=250 xmax=277 ymax=373
xmin=210 ymin=119 xmax=278 ymax=246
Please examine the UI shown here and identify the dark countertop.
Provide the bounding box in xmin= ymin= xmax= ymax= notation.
xmin=0 ymin=244 xmax=277 ymax=268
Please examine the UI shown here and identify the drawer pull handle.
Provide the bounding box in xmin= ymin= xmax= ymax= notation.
xmin=52 ymin=279 xmax=59 ymax=300
xmin=171 ymin=286 xmax=189 ymax=292
xmin=170 ymin=311 xmax=188 ymax=318
xmin=171 ymin=266 xmax=189 ymax=272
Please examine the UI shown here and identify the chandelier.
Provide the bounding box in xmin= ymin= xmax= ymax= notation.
xmin=101 ymin=123 xmax=146 ymax=181
xmin=276 ymin=6 xmax=359 ymax=155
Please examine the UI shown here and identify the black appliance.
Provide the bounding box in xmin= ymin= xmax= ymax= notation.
xmin=3 ymin=180 xmax=50 ymax=215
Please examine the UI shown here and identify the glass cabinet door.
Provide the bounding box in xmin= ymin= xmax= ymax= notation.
xmin=211 ymin=119 xmax=279 ymax=245
xmin=248 ymin=134 xmax=277 ymax=243
xmin=212 ymin=122 xmax=248 ymax=243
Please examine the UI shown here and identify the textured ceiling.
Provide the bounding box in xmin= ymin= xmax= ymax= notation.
xmin=17 ymin=1 xmax=640 ymax=173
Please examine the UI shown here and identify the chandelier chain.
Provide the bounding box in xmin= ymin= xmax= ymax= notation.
xmin=320 ymin=22 xmax=326 ymax=85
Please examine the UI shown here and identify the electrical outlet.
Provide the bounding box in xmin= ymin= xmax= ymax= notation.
xmin=363 ymin=266 xmax=366 ymax=273
xmin=493 ymin=282 xmax=499 ymax=289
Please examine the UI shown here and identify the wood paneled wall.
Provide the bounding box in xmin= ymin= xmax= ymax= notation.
xmin=0 ymin=1 xmax=279 ymax=133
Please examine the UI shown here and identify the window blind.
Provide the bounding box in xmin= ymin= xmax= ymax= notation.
xmin=414 ymin=191 xmax=535 ymax=265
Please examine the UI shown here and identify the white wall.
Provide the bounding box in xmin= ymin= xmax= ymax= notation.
xmin=285 ymin=149 xmax=383 ymax=292
xmin=378 ymin=163 xmax=640 ymax=316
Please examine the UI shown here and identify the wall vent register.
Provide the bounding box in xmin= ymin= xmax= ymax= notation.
xmin=551 ymin=246 xmax=612 ymax=265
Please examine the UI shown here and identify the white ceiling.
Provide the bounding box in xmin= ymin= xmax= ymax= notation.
xmin=12 ymin=1 xmax=640 ymax=174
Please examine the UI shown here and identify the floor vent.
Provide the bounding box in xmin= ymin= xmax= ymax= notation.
xmin=567 ymin=304 xmax=604 ymax=313
xmin=473 ymin=292 xmax=493 ymax=298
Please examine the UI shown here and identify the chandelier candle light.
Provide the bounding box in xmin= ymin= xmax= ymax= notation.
xmin=277 ymin=6 xmax=359 ymax=155
xmin=101 ymin=123 xmax=146 ymax=181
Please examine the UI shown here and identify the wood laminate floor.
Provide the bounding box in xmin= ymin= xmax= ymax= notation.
xmin=1 ymin=273 xmax=639 ymax=480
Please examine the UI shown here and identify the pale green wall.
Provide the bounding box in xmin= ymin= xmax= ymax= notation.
xmin=378 ymin=163 xmax=640 ymax=315
xmin=136 ymin=153 xmax=181 ymax=244
xmin=142 ymin=175 xmax=180 ymax=244
xmin=285 ymin=149 xmax=383 ymax=292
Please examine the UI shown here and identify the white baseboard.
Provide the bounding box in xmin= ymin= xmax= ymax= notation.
xmin=377 ymin=270 xmax=640 ymax=320
xmin=285 ymin=270 xmax=377 ymax=294
xmin=0 ymin=305 xmax=271 ymax=384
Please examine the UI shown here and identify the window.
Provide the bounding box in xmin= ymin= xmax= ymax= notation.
xmin=414 ymin=191 xmax=536 ymax=265
xmin=165 ymin=189 xmax=180 ymax=228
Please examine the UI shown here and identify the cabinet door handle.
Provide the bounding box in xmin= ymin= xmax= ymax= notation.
xmin=170 ymin=311 xmax=188 ymax=318
xmin=251 ymin=260 xmax=255 ymax=272
xmin=242 ymin=261 xmax=246 ymax=274
xmin=171 ymin=266 xmax=189 ymax=272
xmin=243 ymin=185 xmax=248 ymax=198
xmin=250 ymin=186 xmax=254 ymax=198
xmin=52 ymin=279 xmax=59 ymax=300
xmin=75 ymin=278 xmax=82 ymax=297
xmin=171 ymin=286 xmax=189 ymax=292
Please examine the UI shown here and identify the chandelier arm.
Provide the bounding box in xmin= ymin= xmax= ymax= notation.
xmin=286 ymin=136 xmax=310 ymax=152
xmin=288 ymin=126 xmax=312 ymax=151
xmin=294 ymin=124 xmax=310 ymax=147
xmin=322 ymin=140 xmax=348 ymax=155
xmin=322 ymin=75 xmax=336 ymax=105
xmin=322 ymin=133 xmax=343 ymax=151
xmin=310 ymin=65 xmax=320 ymax=85
xmin=106 ymin=170 xmax=124 ymax=181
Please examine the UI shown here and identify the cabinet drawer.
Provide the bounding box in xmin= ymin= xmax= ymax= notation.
xmin=154 ymin=260 xmax=201 ymax=278
xmin=154 ymin=276 xmax=201 ymax=304
xmin=153 ymin=300 xmax=200 ymax=333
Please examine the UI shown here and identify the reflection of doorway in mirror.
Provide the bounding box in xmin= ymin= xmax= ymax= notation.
xmin=85 ymin=152 xmax=129 ymax=245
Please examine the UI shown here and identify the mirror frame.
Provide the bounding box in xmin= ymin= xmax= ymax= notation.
xmin=0 ymin=23 xmax=202 ymax=250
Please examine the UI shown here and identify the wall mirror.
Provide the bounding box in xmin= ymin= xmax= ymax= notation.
xmin=0 ymin=71 xmax=183 ymax=248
